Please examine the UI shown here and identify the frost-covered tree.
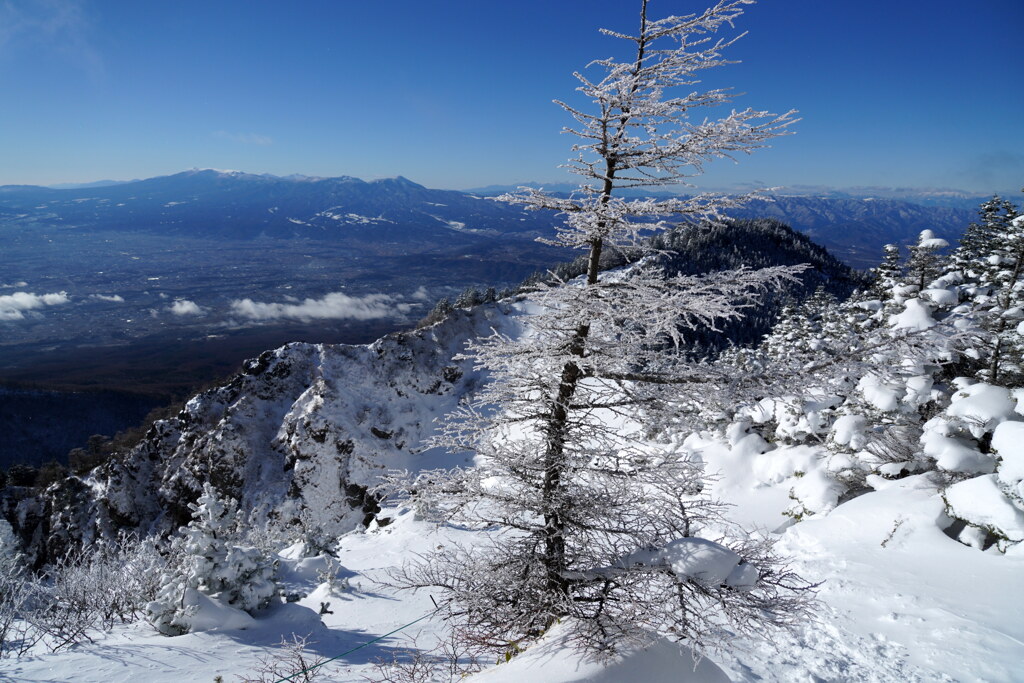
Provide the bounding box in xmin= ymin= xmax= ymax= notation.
xmin=396 ymin=0 xmax=812 ymax=658
xmin=951 ymin=197 xmax=1024 ymax=385
xmin=952 ymin=196 xmax=1020 ymax=285
xmin=870 ymin=243 xmax=903 ymax=302
xmin=905 ymin=229 xmax=950 ymax=293
xmin=147 ymin=484 xmax=277 ymax=635
xmin=0 ymin=518 xmax=28 ymax=658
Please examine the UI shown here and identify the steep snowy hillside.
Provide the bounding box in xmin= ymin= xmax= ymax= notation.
xmin=10 ymin=303 xmax=523 ymax=565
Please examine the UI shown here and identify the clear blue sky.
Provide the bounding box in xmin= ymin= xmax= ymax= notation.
xmin=1 ymin=0 xmax=1021 ymax=193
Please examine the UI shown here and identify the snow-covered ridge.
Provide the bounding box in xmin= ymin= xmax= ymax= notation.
xmin=31 ymin=303 xmax=524 ymax=560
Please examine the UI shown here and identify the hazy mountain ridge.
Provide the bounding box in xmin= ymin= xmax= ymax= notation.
xmin=0 ymin=169 xmax=559 ymax=241
xmin=1 ymin=170 xmax=984 ymax=266
xmin=729 ymin=196 xmax=974 ymax=268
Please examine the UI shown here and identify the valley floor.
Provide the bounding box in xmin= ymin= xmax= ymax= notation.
xmin=6 ymin=439 xmax=1023 ymax=683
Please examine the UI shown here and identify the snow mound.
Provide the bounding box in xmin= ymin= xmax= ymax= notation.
xmin=830 ymin=414 xmax=867 ymax=449
xmin=889 ymin=298 xmax=936 ymax=330
xmin=944 ymin=474 xmax=1024 ymax=546
xmin=468 ymin=621 xmax=730 ymax=683
xmin=992 ymin=420 xmax=1024 ymax=491
xmin=175 ymin=588 xmax=256 ymax=633
xmin=947 ymin=383 xmax=1017 ymax=436
xmin=624 ymin=537 xmax=756 ymax=589
xmin=921 ymin=428 xmax=994 ymax=474
xmin=920 ymin=287 xmax=958 ymax=307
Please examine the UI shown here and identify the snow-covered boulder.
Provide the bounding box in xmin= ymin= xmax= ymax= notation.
xmin=992 ymin=421 xmax=1024 ymax=495
xmin=943 ymin=474 xmax=1024 ymax=551
xmin=890 ymin=298 xmax=936 ymax=331
xmin=946 ymin=383 xmax=1017 ymax=438
xmin=920 ymin=424 xmax=995 ymax=475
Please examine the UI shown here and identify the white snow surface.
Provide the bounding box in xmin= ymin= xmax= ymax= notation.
xmin=12 ymin=446 xmax=1024 ymax=682
xmin=993 ymin=420 xmax=1024 ymax=488
xmin=889 ymin=298 xmax=937 ymax=331
xmin=944 ymin=474 xmax=1024 ymax=543
xmin=8 ymin=306 xmax=1024 ymax=682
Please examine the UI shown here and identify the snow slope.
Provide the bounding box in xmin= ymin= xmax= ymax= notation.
xmin=9 ymin=440 xmax=1023 ymax=682
xmin=7 ymin=298 xmax=1024 ymax=681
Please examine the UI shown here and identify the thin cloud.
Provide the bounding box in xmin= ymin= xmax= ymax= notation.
xmin=959 ymin=150 xmax=1024 ymax=190
xmin=213 ymin=130 xmax=274 ymax=146
xmin=0 ymin=0 xmax=103 ymax=79
xmin=90 ymin=293 xmax=124 ymax=302
xmin=230 ymin=291 xmax=410 ymax=322
xmin=0 ymin=291 xmax=70 ymax=321
xmin=169 ymin=299 xmax=204 ymax=316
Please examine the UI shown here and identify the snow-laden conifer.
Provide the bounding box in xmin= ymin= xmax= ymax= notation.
xmin=950 ymin=197 xmax=1024 ymax=384
xmin=905 ymin=229 xmax=950 ymax=293
xmin=870 ymin=243 xmax=903 ymax=303
xmin=147 ymin=484 xmax=277 ymax=635
xmin=391 ymin=0 xmax=814 ymax=659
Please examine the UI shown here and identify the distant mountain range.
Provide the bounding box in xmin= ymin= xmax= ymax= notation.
xmin=0 ymin=169 xmax=990 ymax=268
xmin=465 ymin=181 xmax=998 ymax=210
xmin=1 ymin=169 xmax=559 ymax=242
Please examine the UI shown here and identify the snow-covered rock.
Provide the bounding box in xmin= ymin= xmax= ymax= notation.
xmin=992 ymin=420 xmax=1024 ymax=491
xmin=943 ymin=474 xmax=1024 ymax=549
xmin=889 ymin=297 xmax=936 ymax=330
xmin=946 ymin=382 xmax=1017 ymax=437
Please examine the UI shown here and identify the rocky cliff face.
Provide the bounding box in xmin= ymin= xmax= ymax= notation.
xmin=12 ymin=303 xmax=521 ymax=564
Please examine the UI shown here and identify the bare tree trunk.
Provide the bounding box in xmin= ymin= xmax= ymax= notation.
xmin=538 ymin=165 xmax=616 ymax=610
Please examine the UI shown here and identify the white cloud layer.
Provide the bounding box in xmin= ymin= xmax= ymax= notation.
xmin=169 ymin=299 xmax=204 ymax=316
xmin=230 ymin=291 xmax=409 ymax=322
xmin=0 ymin=291 xmax=70 ymax=320
xmin=90 ymin=293 xmax=124 ymax=302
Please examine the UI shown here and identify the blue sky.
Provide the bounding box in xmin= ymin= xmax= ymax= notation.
xmin=1 ymin=0 xmax=1021 ymax=193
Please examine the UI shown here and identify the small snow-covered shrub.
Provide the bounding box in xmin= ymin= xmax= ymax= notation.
xmin=0 ymin=518 xmax=37 ymax=659
xmin=367 ymin=629 xmax=486 ymax=683
xmin=0 ymin=531 xmax=167 ymax=656
xmin=316 ymin=556 xmax=350 ymax=595
xmin=236 ymin=633 xmax=326 ymax=683
xmin=147 ymin=484 xmax=279 ymax=635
